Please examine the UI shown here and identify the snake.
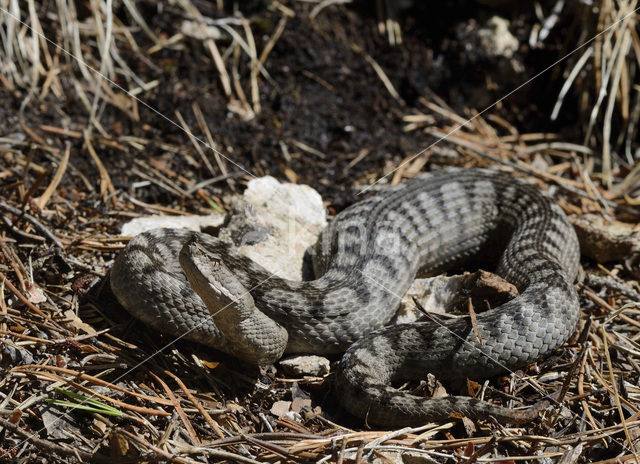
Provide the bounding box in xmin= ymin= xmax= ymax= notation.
xmin=110 ymin=167 xmax=580 ymax=426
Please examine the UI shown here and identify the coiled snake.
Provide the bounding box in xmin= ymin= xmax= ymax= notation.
xmin=110 ymin=168 xmax=580 ymax=426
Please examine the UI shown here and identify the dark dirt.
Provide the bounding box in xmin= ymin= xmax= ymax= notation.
xmin=2 ymin=0 xmax=580 ymax=210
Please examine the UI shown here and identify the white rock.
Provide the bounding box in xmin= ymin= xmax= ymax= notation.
xmin=244 ymin=176 xmax=326 ymax=230
xmin=455 ymin=16 xmax=523 ymax=74
xmin=120 ymin=213 xmax=225 ymax=236
xmin=219 ymin=176 xmax=327 ymax=281
xmin=279 ymin=355 xmax=330 ymax=377
xmin=394 ymin=275 xmax=470 ymax=324
xmin=180 ymin=20 xmax=222 ymax=40
xmin=478 ymin=16 xmax=519 ymax=59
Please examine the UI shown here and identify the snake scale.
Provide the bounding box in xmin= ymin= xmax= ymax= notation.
xmin=110 ymin=168 xmax=580 ymax=426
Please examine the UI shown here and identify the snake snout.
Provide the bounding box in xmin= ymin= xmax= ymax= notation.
xmin=178 ymin=235 xmax=289 ymax=364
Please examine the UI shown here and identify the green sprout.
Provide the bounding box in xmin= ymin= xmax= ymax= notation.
xmin=46 ymin=387 xmax=123 ymax=417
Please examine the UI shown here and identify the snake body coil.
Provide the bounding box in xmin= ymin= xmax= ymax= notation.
xmin=110 ymin=168 xmax=580 ymax=425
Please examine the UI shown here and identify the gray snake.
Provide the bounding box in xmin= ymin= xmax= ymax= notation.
xmin=110 ymin=168 xmax=580 ymax=426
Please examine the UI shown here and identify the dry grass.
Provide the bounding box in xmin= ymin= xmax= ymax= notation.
xmin=0 ymin=0 xmax=288 ymax=123
xmin=548 ymin=0 xmax=640 ymax=188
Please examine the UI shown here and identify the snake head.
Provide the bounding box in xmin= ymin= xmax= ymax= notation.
xmin=179 ymin=236 xmax=288 ymax=365
xmin=179 ymin=237 xmax=256 ymax=313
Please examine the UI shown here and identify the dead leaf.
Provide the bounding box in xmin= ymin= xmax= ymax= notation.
xmin=63 ymin=310 xmax=97 ymax=335
xmin=226 ymin=402 xmax=245 ymax=414
xmin=466 ymin=379 xmax=481 ymax=398
xmin=201 ymin=360 xmax=220 ymax=369
xmin=462 ymin=417 xmax=476 ymax=436
xmin=9 ymin=409 xmax=22 ymax=424
xmin=108 ymin=431 xmax=130 ymax=457
xmin=557 ymin=443 xmax=583 ymax=464
xmin=26 ymin=283 xmax=46 ymax=303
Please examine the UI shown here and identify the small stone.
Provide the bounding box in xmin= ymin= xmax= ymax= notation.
xmin=396 ymin=270 xmax=518 ymax=324
xmin=279 ymin=355 xmax=330 ymax=377
xmin=477 ymin=16 xmax=519 ymax=59
xmin=218 ymin=176 xmax=327 ymax=281
xmin=270 ymin=400 xmax=291 ymax=418
xmin=570 ymin=214 xmax=640 ymax=263
xmin=291 ymin=396 xmax=312 ymax=413
xmin=396 ymin=275 xmax=467 ymax=323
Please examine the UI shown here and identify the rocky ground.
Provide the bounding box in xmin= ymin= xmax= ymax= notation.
xmin=1 ymin=1 xmax=639 ymax=462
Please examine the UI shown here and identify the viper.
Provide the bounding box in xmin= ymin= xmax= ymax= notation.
xmin=110 ymin=168 xmax=580 ymax=426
